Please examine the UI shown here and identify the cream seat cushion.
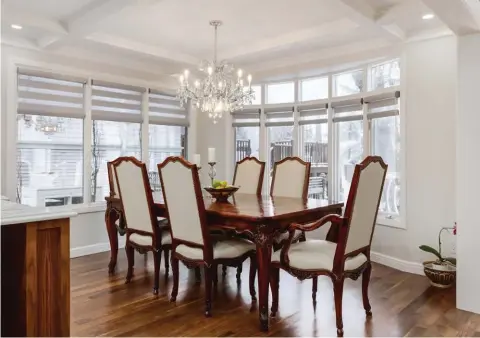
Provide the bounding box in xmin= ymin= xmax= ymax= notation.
xmin=273 ymin=230 xmax=303 ymax=244
xmin=176 ymin=238 xmax=255 ymax=260
xmin=271 ymin=239 xmax=367 ymax=271
xmin=129 ymin=232 xmax=172 ymax=247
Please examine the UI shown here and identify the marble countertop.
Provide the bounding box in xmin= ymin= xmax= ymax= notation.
xmin=1 ymin=200 xmax=78 ymax=226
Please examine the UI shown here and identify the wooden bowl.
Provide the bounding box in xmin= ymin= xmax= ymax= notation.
xmin=204 ymin=186 xmax=239 ymax=203
xmin=423 ymin=261 xmax=456 ymax=288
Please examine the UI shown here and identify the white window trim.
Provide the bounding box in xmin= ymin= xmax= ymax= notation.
xmin=229 ymin=56 xmax=406 ymax=229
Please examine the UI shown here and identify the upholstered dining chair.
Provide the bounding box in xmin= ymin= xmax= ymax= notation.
xmin=112 ymin=157 xmax=172 ymax=295
xmin=158 ymin=156 xmax=257 ymax=317
xmin=270 ymin=156 xmax=311 ymax=248
xmin=270 ymin=156 xmax=388 ymax=336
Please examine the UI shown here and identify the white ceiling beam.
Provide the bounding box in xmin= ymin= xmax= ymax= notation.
xmin=462 ymin=0 xmax=480 ymax=30
xmin=422 ymin=0 xmax=480 ymax=35
xmin=337 ymin=0 xmax=405 ymax=41
xmin=40 ymin=0 xmax=144 ymax=49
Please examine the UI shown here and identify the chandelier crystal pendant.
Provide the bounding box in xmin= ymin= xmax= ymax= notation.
xmin=177 ymin=20 xmax=255 ymax=124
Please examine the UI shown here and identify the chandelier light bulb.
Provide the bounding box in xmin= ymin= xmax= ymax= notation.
xmin=237 ymin=69 xmax=243 ymax=78
xmin=207 ymin=66 xmax=213 ymax=75
xmin=179 ymin=75 xmax=184 ymax=83
xmin=218 ymin=81 xmax=223 ymax=88
xmin=184 ymin=69 xmax=189 ymax=79
xmin=194 ymin=80 xmax=200 ymax=88
xmin=247 ymin=74 xmax=252 ymax=84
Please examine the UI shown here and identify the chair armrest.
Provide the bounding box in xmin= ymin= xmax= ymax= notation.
xmin=280 ymin=214 xmax=347 ymax=266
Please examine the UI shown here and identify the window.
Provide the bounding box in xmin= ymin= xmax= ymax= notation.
xmin=266 ymin=82 xmax=294 ymax=104
xmin=16 ymin=71 xmax=85 ymax=207
xmin=370 ymin=59 xmax=400 ymax=91
xmin=300 ymin=77 xmax=328 ymax=101
xmin=232 ymin=108 xmax=260 ymax=162
xmin=245 ymin=85 xmax=262 ymax=105
xmin=333 ymin=70 xmax=364 ymax=97
xmin=299 ymin=103 xmax=328 ymax=198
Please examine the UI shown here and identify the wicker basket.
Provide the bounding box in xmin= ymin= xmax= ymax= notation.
xmin=423 ymin=261 xmax=456 ymax=288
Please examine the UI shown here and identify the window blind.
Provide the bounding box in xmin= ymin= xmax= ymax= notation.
xmin=17 ymin=70 xmax=85 ymax=118
xmin=298 ymin=101 xmax=328 ymax=125
xmin=332 ymin=97 xmax=363 ymax=122
xmin=232 ymin=108 xmax=261 ymax=127
xmin=149 ymin=89 xmax=189 ymax=126
xmin=365 ymin=90 xmax=400 ymax=119
xmin=91 ymin=80 xmax=144 ymax=123
xmin=264 ymin=105 xmax=294 ymax=127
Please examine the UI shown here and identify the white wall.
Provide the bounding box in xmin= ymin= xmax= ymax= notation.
xmin=456 ymin=33 xmax=480 ymax=314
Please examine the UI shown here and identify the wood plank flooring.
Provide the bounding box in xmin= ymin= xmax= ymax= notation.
xmin=71 ymin=251 xmax=480 ymax=337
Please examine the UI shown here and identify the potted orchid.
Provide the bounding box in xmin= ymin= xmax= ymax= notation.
xmin=419 ymin=223 xmax=457 ymax=288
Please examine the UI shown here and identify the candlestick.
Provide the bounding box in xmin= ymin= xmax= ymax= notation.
xmin=208 ymin=162 xmax=217 ymax=187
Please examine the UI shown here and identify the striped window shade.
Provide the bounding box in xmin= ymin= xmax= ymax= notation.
xmin=149 ymin=89 xmax=188 ymax=126
xmin=17 ymin=69 xmax=86 ymax=118
xmin=232 ymin=108 xmax=261 ymax=127
xmin=298 ymin=101 xmax=328 ymax=125
xmin=91 ymin=80 xmax=144 ymax=123
xmin=331 ymin=96 xmax=363 ymax=122
xmin=264 ymin=105 xmax=294 ymax=127
xmin=364 ymin=90 xmax=400 ymax=119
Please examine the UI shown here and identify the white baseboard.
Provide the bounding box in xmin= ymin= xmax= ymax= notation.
xmin=371 ymin=251 xmax=424 ymax=275
xmin=71 ymin=240 xmax=125 ymax=258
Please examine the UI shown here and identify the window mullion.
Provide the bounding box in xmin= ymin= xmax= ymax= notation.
xmin=363 ymin=101 xmax=370 ymax=157
xmin=327 ymin=74 xmax=335 ymax=201
xmin=141 ymin=90 xmax=149 ymax=166
xmin=83 ymin=79 xmax=93 ymax=204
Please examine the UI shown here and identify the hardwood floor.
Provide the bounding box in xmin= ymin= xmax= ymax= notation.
xmin=71 ymin=251 xmax=480 ymax=337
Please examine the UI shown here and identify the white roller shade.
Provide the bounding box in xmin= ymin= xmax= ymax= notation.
xmin=332 ymin=96 xmax=362 ymax=122
xmin=365 ymin=90 xmax=400 ymax=119
xmin=149 ymin=90 xmax=189 ymax=126
xmin=265 ymin=105 xmax=294 ymax=127
xmin=17 ymin=71 xmax=85 ymax=118
xmin=232 ymin=107 xmax=260 ymax=127
xmin=298 ymin=101 xmax=328 ymax=125
xmin=91 ymin=80 xmax=143 ymax=123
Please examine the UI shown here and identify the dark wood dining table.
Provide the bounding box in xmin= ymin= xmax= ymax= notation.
xmin=105 ymin=192 xmax=343 ymax=331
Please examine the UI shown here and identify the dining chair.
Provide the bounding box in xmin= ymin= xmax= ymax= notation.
xmin=112 ymin=157 xmax=172 ymax=294
xmin=158 ymin=156 xmax=257 ymax=317
xmin=270 ymin=156 xmax=388 ymax=336
xmin=270 ymin=156 xmax=311 ymax=248
xmin=220 ymin=156 xmax=265 ymax=279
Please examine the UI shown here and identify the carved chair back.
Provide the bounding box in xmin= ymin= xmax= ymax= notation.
xmin=233 ymin=157 xmax=265 ymax=195
xmin=112 ymin=157 xmax=159 ymax=245
xmin=157 ymin=157 xmax=212 ymax=260
xmin=107 ymin=160 xmax=119 ymax=197
xmin=270 ymin=156 xmax=311 ymax=200
xmin=333 ymin=156 xmax=388 ymax=270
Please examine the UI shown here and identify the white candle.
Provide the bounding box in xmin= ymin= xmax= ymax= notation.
xmin=208 ymin=148 xmax=216 ymax=163
xmin=193 ymin=154 xmax=201 ymax=167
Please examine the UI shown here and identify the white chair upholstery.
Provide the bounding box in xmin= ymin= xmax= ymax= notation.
xmin=115 ymin=160 xmax=154 ymax=234
xmin=159 ymin=160 xmax=204 ymax=245
xmin=130 ymin=232 xmax=172 ymax=247
xmin=271 ymin=159 xmax=309 ymax=198
xmin=345 ymin=161 xmax=387 ymax=254
xmin=176 ymin=239 xmax=255 ymax=260
xmin=234 ymin=159 xmax=264 ymax=194
xmin=271 ymin=240 xmax=367 ymax=272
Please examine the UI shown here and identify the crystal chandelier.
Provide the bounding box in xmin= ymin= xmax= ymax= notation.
xmin=19 ymin=115 xmax=64 ymax=135
xmin=177 ymin=21 xmax=255 ymax=124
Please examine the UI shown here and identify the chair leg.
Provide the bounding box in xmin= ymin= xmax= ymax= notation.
xmin=333 ymin=278 xmax=345 ymax=337
xmin=270 ymin=266 xmax=280 ymax=317
xmin=236 ymin=264 xmax=243 ymax=284
xmin=213 ymin=264 xmax=218 ymax=285
xmin=222 ymin=265 xmax=227 ymax=277
xmin=163 ymin=249 xmax=170 ymax=277
xmin=249 ymin=255 xmax=257 ymax=301
xmin=153 ymin=249 xmax=161 ymax=295
xmin=195 ymin=267 xmax=201 ymax=284
xmin=125 ymin=244 xmax=134 ymax=284
xmin=312 ymin=276 xmax=318 ymax=305
xmin=362 ymin=263 xmax=372 ymax=317
xmin=204 ymin=266 xmax=213 ymax=317
xmin=170 ymin=256 xmax=179 ymax=302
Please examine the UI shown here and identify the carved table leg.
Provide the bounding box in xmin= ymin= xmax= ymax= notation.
xmin=105 ymin=205 xmax=120 ymax=274
xmin=256 ymin=238 xmax=273 ymax=332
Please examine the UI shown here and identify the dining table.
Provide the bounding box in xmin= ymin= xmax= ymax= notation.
xmin=105 ymin=192 xmax=343 ymax=331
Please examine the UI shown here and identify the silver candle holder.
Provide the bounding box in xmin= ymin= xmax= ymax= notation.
xmin=208 ymin=162 xmax=217 ymax=187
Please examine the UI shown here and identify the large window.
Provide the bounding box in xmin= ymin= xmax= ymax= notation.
xmin=16 ymin=71 xmax=85 ymax=207
xmin=333 ymin=69 xmax=364 ymax=97
xmin=300 ymin=77 xmax=328 ymax=101
xmin=266 ymin=82 xmax=294 ymax=104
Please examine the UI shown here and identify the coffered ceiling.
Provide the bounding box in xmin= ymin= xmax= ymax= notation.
xmin=2 ymin=0 xmax=480 ymax=83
